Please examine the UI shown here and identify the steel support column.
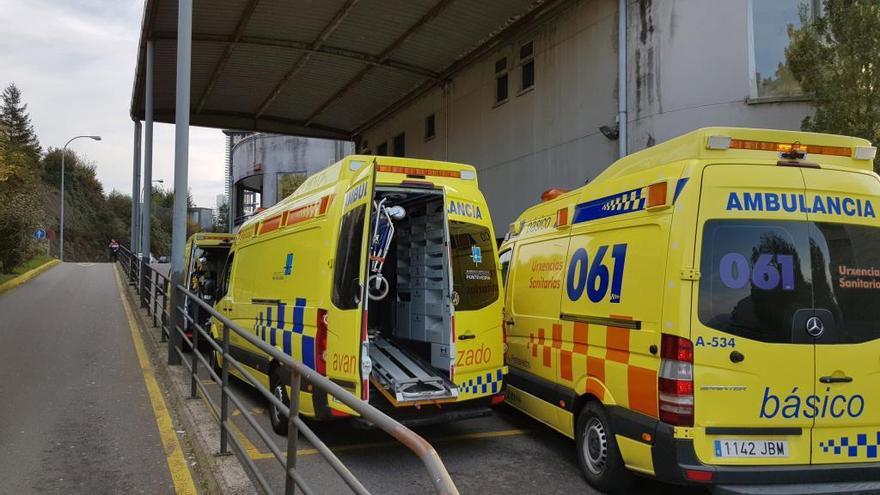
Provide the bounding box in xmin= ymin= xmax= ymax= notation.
xmin=130 ymin=121 xmax=142 ymax=261
xmin=140 ymin=40 xmax=155 ymax=298
xmin=618 ymin=0 xmax=628 ymax=158
xmin=169 ymin=0 xmax=192 ymax=365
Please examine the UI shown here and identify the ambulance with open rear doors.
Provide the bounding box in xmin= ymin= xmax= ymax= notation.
xmin=499 ymin=127 xmax=880 ymax=492
xmin=212 ymin=156 xmax=505 ymax=433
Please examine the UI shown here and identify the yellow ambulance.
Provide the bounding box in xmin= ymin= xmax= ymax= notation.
xmin=176 ymin=232 xmax=235 ymax=342
xmin=499 ymin=127 xmax=880 ymax=491
xmin=212 ymin=156 xmax=505 ymax=434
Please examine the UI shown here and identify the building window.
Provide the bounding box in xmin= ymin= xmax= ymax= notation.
xmin=376 ymin=141 xmax=388 ymax=156
xmin=519 ymin=41 xmax=534 ymax=92
xmin=392 ymin=133 xmax=406 ymax=157
xmin=424 ymin=114 xmax=436 ymax=141
xmin=495 ymin=57 xmax=508 ymax=104
xmin=750 ymin=0 xmax=817 ymax=98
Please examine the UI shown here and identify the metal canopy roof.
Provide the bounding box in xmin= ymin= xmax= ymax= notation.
xmin=131 ymin=0 xmax=561 ymax=140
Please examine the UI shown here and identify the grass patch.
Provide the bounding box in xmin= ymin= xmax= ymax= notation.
xmin=0 ymin=255 xmax=54 ymax=285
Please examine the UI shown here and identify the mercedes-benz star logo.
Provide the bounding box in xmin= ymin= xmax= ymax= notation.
xmin=806 ymin=316 xmax=825 ymax=337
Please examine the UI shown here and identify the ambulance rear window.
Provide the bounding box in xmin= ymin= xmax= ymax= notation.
xmin=698 ymin=220 xmax=812 ymax=343
xmin=450 ymin=221 xmax=498 ymax=310
xmin=811 ymin=222 xmax=880 ymax=344
xmin=332 ymin=205 xmax=366 ymax=310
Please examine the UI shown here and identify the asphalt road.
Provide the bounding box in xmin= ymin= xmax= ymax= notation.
xmin=0 ymin=263 xmax=177 ymax=494
xmin=193 ymin=355 xmax=711 ymax=494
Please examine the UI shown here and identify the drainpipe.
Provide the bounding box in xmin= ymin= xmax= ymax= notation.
xmin=618 ymin=0 xmax=628 ymax=158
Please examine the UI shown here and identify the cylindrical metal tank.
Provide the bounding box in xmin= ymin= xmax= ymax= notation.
xmin=230 ymin=133 xmax=354 ymax=225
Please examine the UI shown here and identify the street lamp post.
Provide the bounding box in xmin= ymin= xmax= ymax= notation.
xmin=60 ymin=135 xmax=101 ymax=262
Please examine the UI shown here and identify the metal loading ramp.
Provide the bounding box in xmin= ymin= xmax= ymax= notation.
xmin=370 ymin=336 xmax=458 ymax=404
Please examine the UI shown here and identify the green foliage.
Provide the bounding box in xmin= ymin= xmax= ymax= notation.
xmin=786 ymin=0 xmax=880 ymax=169
xmin=0 ymin=83 xmax=41 ymax=162
xmin=214 ymin=201 xmax=230 ymax=232
xmin=0 ymin=255 xmax=52 ymax=285
xmin=0 ymin=118 xmax=42 ymax=271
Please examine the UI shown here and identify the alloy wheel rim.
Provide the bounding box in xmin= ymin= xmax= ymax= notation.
xmin=273 ymin=385 xmax=284 ymax=425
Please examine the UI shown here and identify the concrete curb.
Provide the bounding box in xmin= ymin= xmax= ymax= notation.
xmin=0 ymin=258 xmax=60 ymax=295
xmin=115 ymin=265 xmax=255 ymax=495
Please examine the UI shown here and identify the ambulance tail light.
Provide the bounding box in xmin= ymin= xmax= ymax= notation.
xmin=316 ymin=309 xmax=328 ymax=375
xmin=659 ymin=334 xmax=694 ymax=427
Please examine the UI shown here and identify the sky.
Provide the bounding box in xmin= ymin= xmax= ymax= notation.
xmin=0 ymin=0 xmax=226 ymax=209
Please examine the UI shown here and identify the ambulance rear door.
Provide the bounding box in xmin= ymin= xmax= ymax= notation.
xmin=691 ymin=164 xmax=814 ymax=466
xmin=330 ymin=161 xmax=375 ymax=405
xmin=803 ymin=167 xmax=880 ymax=464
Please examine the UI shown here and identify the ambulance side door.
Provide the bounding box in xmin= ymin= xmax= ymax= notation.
xmin=505 ymin=234 xmax=568 ymax=431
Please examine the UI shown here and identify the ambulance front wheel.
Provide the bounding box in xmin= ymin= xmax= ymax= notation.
xmin=270 ymin=368 xmax=290 ymax=436
xmin=576 ymin=402 xmax=632 ymax=493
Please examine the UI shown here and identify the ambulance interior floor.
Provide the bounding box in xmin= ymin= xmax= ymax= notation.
xmin=191 ymin=364 xmax=708 ymax=494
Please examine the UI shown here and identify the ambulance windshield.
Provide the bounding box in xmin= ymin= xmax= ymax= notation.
xmin=698 ymin=219 xmax=880 ymax=344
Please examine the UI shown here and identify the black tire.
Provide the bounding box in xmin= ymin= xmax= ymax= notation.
xmin=575 ymin=402 xmax=633 ymax=493
xmin=269 ymin=367 xmax=290 ymax=436
xmin=209 ymin=343 xmax=222 ymax=381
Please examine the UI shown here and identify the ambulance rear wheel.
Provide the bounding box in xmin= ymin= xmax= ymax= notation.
xmin=576 ymin=402 xmax=632 ymax=493
xmin=270 ymin=368 xmax=290 ymax=436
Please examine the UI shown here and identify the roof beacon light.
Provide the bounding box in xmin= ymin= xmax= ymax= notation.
xmin=706 ymin=135 xmax=731 ymax=150
xmin=855 ymin=146 xmax=877 ymax=161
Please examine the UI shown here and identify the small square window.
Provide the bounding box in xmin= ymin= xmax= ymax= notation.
xmin=392 ymin=133 xmax=405 ymax=157
xmin=424 ymin=114 xmax=436 ymax=140
xmin=376 ymin=141 xmax=388 ymax=156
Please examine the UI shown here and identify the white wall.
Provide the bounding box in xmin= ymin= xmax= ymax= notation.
xmin=358 ymin=0 xmax=813 ymax=233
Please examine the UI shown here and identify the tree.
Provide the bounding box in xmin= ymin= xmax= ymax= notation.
xmin=786 ymin=0 xmax=880 ymax=170
xmin=0 ymin=83 xmax=41 ymax=162
xmin=214 ymin=201 xmax=229 ymax=232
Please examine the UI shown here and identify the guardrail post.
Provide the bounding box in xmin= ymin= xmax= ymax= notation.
xmin=219 ymin=323 xmax=230 ymax=455
xmin=151 ymin=271 xmax=158 ymax=327
xmin=160 ymin=285 xmax=168 ymax=342
xmin=190 ymin=317 xmax=199 ymax=399
xmin=284 ymin=367 xmax=302 ymax=495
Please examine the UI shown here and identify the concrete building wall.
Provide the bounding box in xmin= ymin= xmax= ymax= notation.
xmin=357 ymin=0 xmax=813 ymax=233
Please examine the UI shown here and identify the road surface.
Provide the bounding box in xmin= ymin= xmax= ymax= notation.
xmin=0 ymin=262 xmax=191 ymax=494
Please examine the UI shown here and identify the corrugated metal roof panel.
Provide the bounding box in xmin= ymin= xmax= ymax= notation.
xmin=192 ymin=0 xmax=251 ymax=35
xmin=132 ymin=0 xmax=558 ymax=138
xmin=324 ymin=0 xmax=436 ymax=56
xmin=202 ymin=43 xmax=304 ymax=114
xmin=314 ymin=67 xmax=425 ymax=130
xmin=392 ymin=0 xmax=539 ymax=71
xmin=245 ymin=0 xmax=345 ymax=43
xmin=264 ymin=53 xmax=368 ymax=121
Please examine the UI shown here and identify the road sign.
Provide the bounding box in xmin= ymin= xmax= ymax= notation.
xmin=34 ymin=228 xmax=46 ymax=240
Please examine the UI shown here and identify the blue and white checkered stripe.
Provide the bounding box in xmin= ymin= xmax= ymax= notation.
xmin=820 ymin=433 xmax=880 ymax=458
xmin=573 ymin=187 xmax=646 ymax=224
xmin=459 ymin=369 xmax=504 ymax=395
xmin=254 ymin=298 xmax=315 ymax=369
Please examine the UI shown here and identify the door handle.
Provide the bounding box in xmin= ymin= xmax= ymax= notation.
xmin=504 ymin=319 xmax=515 ymax=326
xmin=819 ymin=375 xmax=853 ymax=384
xmin=458 ymin=334 xmax=476 ymax=341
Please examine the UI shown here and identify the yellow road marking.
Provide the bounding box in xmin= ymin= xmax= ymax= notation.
xmin=0 ymin=258 xmax=59 ymax=295
xmin=113 ymin=267 xmax=198 ymax=495
xmin=196 ymin=383 xmax=269 ymax=461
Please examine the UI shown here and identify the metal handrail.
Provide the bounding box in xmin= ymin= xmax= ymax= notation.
xmin=115 ymin=245 xmax=459 ymax=495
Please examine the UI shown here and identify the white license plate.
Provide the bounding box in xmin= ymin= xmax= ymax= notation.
xmin=714 ymin=439 xmax=789 ymax=458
